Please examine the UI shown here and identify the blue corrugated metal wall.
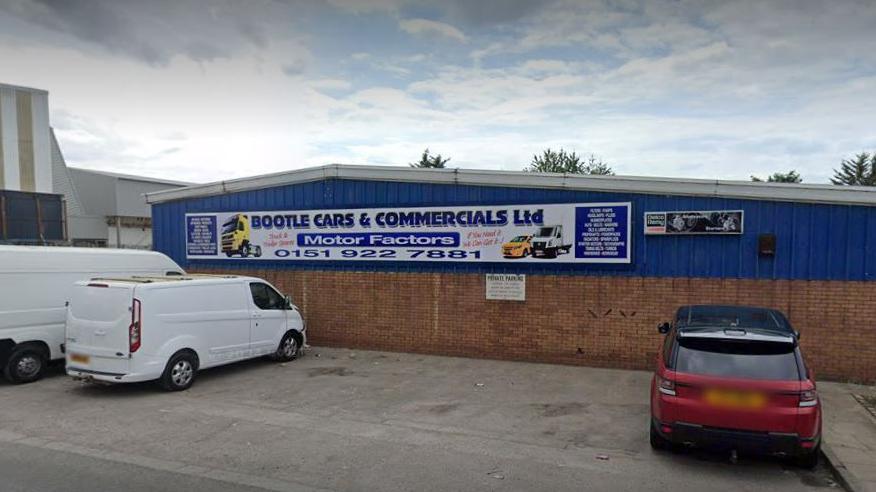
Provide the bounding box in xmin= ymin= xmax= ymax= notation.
xmin=152 ymin=178 xmax=876 ymax=281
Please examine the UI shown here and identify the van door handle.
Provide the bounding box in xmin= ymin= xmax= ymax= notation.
xmin=251 ymin=313 xmax=262 ymax=319
xmin=94 ymin=329 xmax=107 ymax=336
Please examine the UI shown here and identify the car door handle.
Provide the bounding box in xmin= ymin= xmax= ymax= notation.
xmin=251 ymin=313 xmax=262 ymax=319
xmin=94 ymin=329 xmax=107 ymax=336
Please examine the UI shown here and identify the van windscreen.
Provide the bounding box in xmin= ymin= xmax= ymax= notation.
xmin=675 ymin=337 xmax=800 ymax=381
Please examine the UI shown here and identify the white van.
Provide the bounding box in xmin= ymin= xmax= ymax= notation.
xmin=0 ymin=246 xmax=184 ymax=384
xmin=65 ymin=275 xmax=305 ymax=391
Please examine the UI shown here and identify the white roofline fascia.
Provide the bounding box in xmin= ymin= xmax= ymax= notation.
xmin=67 ymin=166 xmax=193 ymax=187
xmin=0 ymin=82 xmax=49 ymax=94
xmin=144 ymin=163 xmax=876 ymax=207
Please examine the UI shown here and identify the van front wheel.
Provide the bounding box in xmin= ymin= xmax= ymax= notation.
xmin=273 ymin=332 xmax=300 ymax=362
xmin=159 ymin=351 xmax=198 ymax=391
xmin=4 ymin=346 xmax=47 ymax=384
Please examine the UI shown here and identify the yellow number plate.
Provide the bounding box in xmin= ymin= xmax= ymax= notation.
xmin=704 ymin=389 xmax=767 ymax=408
xmin=69 ymin=353 xmax=90 ymax=364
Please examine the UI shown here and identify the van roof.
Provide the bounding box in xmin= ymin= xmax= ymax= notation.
xmin=0 ymin=245 xmax=171 ymax=257
xmin=86 ymin=274 xmax=258 ymax=286
xmin=0 ymin=245 xmax=184 ymax=274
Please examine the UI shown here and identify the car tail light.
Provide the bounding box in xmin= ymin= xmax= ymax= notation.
xmin=657 ymin=375 xmax=676 ymax=396
xmin=129 ymin=298 xmax=142 ymax=353
xmin=799 ymin=389 xmax=818 ymax=407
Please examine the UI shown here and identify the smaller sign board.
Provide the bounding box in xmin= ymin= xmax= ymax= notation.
xmin=186 ymin=215 xmax=217 ymax=256
xmin=486 ymin=274 xmax=526 ymax=301
xmin=644 ymin=210 xmax=743 ymax=235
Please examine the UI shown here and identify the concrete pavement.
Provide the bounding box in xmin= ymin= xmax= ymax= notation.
xmin=0 ymin=440 xmax=273 ymax=492
xmin=820 ymin=382 xmax=876 ymax=492
xmin=0 ymin=348 xmax=844 ymax=491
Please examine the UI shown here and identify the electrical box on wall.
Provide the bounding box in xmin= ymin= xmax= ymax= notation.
xmin=758 ymin=234 xmax=776 ymax=257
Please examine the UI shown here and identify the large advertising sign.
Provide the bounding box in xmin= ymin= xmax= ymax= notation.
xmin=644 ymin=210 xmax=743 ymax=235
xmin=185 ymin=202 xmax=632 ymax=263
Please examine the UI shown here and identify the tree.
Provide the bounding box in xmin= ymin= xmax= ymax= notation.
xmin=525 ymin=148 xmax=614 ymax=175
xmin=750 ymin=170 xmax=802 ymax=183
xmin=410 ymin=148 xmax=450 ymax=168
xmin=584 ymin=154 xmax=614 ymax=176
xmin=831 ymin=152 xmax=876 ymax=186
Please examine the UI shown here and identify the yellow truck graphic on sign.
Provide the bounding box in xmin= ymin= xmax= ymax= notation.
xmin=221 ymin=214 xmax=262 ymax=258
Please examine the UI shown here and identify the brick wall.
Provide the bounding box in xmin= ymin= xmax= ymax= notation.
xmin=195 ymin=268 xmax=876 ymax=383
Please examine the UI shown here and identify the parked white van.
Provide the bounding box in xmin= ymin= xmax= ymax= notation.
xmin=0 ymin=246 xmax=184 ymax=384
xmin=65 ymin=275 xmax=305 ymax=391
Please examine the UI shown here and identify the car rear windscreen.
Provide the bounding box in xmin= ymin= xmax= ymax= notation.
xmin=675 ymin=338 xmax=800 ymax=380
xmin=677 ymin=306 xmax=791 ymax=332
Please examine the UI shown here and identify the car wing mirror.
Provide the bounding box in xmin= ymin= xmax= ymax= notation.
xmin=657 ymin=322 xmax=670 ymax=334
xmin=284 ymin=295 xmax=294 ymax=310
xmin=794 ymin=330 xmax=801 ymax=340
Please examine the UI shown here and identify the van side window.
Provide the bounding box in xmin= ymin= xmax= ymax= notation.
xmin=249 ymin=283 xmax=284 ymax=310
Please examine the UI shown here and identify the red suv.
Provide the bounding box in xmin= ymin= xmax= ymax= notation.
xmin=650 ymin=305 xmax=821 ymax=468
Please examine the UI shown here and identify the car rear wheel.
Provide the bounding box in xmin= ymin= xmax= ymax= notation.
xmin=650 ymin=422 xmax=671 ymax=451
xmin=794 ymin=445 xmax=820 ymax=469
xmin=159 ymin=351 xmax=198 ymax=391
xmin=3 ymin=346 xmax=47 ymax=384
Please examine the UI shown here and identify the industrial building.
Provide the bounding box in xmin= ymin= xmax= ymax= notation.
xmin=147 ymin=164 xmax=876 ymax=382
xmin=0 ymin=82 xmax=189 ymax=247
xmin=65 ymin=168 xmax=190 ymax=248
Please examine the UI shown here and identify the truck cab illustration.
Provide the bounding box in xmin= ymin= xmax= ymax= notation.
xmin=530 ymin=225 xmax=571 ymax=258
xmin=221 ymin=214 xmax=261 ymax=258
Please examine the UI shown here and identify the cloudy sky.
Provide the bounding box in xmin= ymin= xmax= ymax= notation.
xmin=1 ymin=0 xmax=874 ymax=184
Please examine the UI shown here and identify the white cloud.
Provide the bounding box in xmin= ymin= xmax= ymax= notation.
xmin=310 ymin=78 xmax=352 ymax=91
xmin=399 ymin=18 xmax=467 ymax=43
xmin=2 ymin=0 xmax=875 ymax=186
xmin=326 ymin=0 xmax=406 ymax=14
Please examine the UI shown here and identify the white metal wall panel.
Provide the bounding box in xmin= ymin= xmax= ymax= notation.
xmin=29 ymin=91 xmax=52 ymax=193
xmin=50 ymin=129 xmax=82 ymax=215
xmin=0 ymin=86 xmax=20 ymax=190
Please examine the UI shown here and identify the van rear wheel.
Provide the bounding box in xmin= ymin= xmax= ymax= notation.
xmin=3 ymin=346 xmax=47 ymax=384
xmin=159 ymin=351 xmax=198 ymax=391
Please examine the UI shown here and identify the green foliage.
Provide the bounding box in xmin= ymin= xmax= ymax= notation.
xmin=409 ymin=148 xmax=450 ymax=168
xmin=831 ymin=152 xmax=876 ymax=186
xmin=750 ymin=170 xmax=802 ymax=183
xmin=525 ymin=148 xmax=614 ymax=175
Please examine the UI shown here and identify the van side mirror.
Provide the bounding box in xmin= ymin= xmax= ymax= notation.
xmin=284 ymin=295 xmax=293 ymax=310
xmin=794 ymin=330 xmax=801 ymax=340
xmin=658 ymin=322 xmax=670 ymax=334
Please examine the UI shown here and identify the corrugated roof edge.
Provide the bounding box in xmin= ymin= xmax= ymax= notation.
xmin=68 ymin=167 xmax=194 ymax=187
xmin=144 ymin=163 xmax=876 ymax=206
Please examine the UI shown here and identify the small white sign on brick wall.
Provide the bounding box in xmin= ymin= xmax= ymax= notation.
xmin=485 ymin=274 xmax=526 ymax=301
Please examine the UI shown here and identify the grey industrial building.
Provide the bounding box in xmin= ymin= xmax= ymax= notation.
xmin=0 ymin=82 xmax=190 ymax=248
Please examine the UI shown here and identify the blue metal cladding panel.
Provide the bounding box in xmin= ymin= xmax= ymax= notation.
xmin=152 ymin=178 xmax=876 ymax=281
